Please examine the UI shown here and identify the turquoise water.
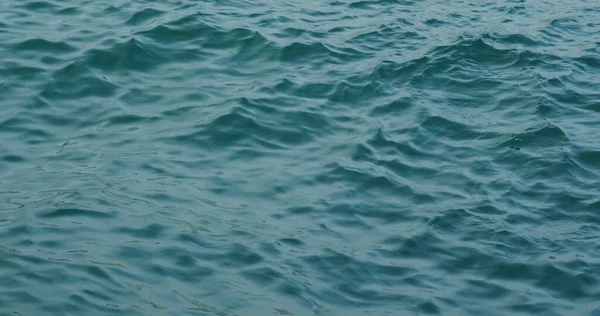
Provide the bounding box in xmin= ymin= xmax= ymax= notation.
xmin=1 ymin=0 xmax=600 ymax=315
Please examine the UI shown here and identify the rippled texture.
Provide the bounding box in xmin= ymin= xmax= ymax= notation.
xmin=1 ymin=0 xmax=600 ymax=315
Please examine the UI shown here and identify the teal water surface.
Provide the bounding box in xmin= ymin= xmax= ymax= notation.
xmin=1 ymin=0 xmax=600 ymax=315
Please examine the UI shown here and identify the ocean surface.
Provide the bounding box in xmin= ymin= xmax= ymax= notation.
xmin=1 ymin=0 xmax=599 ymax=315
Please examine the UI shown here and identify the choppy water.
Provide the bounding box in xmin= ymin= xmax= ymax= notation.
xmin=1 ymin=0 xmax=600 ymax=315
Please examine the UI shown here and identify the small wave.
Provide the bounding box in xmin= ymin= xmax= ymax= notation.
xmin=38 ymin=208 xmax=115 ymax=219
xmin=12 ymin=38 xmax=77 ymax=54
xmin=84 ymin=38 xmax=162 ymax=73
xmin=125 ymin=8 xmax=166 ymax=26
xmin=280 ymin=42 xmax=332 ymax=62
xmin=36 ymin=59 xmax=119 ymax=105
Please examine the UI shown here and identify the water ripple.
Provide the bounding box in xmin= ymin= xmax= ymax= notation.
xmin=1 ymin=0 xmax=600 ymax=315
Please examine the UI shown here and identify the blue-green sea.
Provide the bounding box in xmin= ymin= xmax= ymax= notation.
xmin=1 ymin=0 xmax=600 ymax=315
